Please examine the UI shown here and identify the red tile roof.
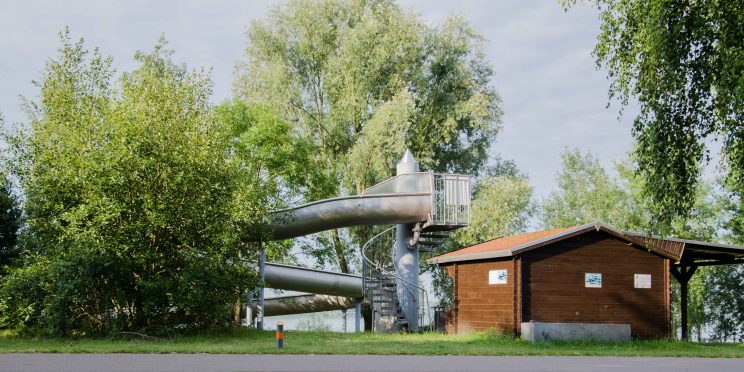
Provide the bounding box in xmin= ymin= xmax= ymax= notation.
xmin=433 ymin=225 xmax=580 ymax=262
xmin=429 ymin=221 xmax=744 ymax=266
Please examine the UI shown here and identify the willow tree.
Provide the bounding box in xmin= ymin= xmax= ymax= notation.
xmin=564 ymin=0 xmax=744 ymax=229
xmin=235 ymin=0 xmax=502 ymax=273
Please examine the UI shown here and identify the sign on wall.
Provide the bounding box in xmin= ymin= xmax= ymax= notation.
xmin=489 ymin=269 xmax=507 ymax=285
xmin=585 ymin=273 xmax=602 ymax=288
xmin=634 ymin=274 xmax=652 ymax=288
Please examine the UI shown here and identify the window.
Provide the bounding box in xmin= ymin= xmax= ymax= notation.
xmin=585 ymin=273 xmax=602 ymax=288
xmin=488 ymin=269 xmax=507 ymax=284
xmin=634 ymin=274 xmax=652 ymax=288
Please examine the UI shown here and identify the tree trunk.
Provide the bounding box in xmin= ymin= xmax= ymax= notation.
xmin=332 ymin=229 xmax=350 ymax=274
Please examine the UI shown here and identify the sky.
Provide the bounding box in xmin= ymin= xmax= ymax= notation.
xmin=0 ymin=0 xmax=640 ymax=202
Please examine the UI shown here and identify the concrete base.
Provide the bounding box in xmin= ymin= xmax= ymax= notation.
xmin=521 ymin=322 xmax=631 ymax=342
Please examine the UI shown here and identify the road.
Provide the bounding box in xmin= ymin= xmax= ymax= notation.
xmin=1 ymin=354 xmax=742 ymax=372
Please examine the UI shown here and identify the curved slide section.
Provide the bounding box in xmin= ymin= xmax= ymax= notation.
xmin=264 ymin=263 xmax=362 ymax=298
xmin=262 ymin=294 xmax=356 ymax=316
xmin=269 ymin=193 xmax=431 ymax=240
xmin=268 ymin=172 xmax=435 ymax=240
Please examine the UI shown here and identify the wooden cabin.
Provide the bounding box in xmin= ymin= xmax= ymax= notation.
xmin=427 ymin=222 xmax=744 ymax=340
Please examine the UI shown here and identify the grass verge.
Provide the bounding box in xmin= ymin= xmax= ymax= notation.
xmin=1 ymin=329 xmax=742 ymax=357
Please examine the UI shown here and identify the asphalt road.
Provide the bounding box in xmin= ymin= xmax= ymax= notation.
xmin=1 ymin=354 xmax=743 ymax=372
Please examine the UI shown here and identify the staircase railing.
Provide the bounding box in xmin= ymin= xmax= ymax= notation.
xmin=393 ymin=263 xmax=433 ymax=328
xmin=361 ymin=226 xmax=434 ymax=330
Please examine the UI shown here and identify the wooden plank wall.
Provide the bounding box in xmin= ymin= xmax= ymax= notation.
xmin=521 ymin=230 xmax=669 ymax=339
xmin=446 ymin=259 xmax=516 ymax=334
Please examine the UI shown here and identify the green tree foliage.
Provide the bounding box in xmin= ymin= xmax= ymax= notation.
xmin=540 ymin=149 xmax=635 ymax=230
xmin=539 ymin=148 xmax=720 ymax=237
xmin=0 ymin=170 xmax=22 ymax=275
xmin=699 ymin=189 xmax=744 ymax=342
xmin=564 ymin=0 xmax=744 ymax=228
xmin=235 ymin=0 xmax=502 ymax=272
xmin=0 ymin=31 xmax=262 ymax=335
xmin=699 ymin=265 xmax=744 ymax=342
xmin=213 ymin=102 xmax=325 ymax=263
xmin=454 ymin=176 xmax=533 ymax=246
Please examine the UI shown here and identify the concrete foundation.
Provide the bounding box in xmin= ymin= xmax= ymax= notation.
xmin=521 ymin=322 xmax=631 ymax=342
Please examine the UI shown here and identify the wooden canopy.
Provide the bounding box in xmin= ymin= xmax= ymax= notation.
xmin=429 ymin=222 xmax=744 ymax=341
xmin=624 ymin=232 xmax=744 ymax=340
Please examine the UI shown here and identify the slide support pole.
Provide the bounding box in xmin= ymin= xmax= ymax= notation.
xmin=355 ymin=298 xmax=361 ymax=332
xmin=394 ymin=149 xmax=420 ymax=331
xmin=258 ymin=247 xmax=265 ymax=331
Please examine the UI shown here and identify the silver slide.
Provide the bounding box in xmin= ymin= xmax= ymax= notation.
xmin=258 ymin=151 xmax=470 ymax=323
xmin=264 ymin=263 xmax=362 ymax=298
xmin=262 ymin=294 xmax=356 ymax=316
xmin=269 ymin=172 xmax=440 ymax=240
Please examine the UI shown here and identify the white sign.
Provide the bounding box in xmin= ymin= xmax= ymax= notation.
xmin=489 ymin=269 xmax=508 ymax=285
xmin=634 ymin=274 xmax=652 ymax=289
xmin=585 ymin=273 xmax=602 ymax=288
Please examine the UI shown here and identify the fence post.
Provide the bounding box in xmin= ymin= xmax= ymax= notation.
xmin=276 ymin=321 xmax=284 ymax=349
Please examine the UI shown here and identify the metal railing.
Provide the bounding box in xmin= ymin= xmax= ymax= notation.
xmin=430 ymin=174 xmax=471 ymax=226
xmin=361 ymin=226 xmax=432 ymax=330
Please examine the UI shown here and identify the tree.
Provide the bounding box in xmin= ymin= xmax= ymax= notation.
xmin=539 ymin=149 xmax=637 ymax=230
xmin=453 ymin=176 xmax=533 ymax=246
xmin=0 ymin=31 xmax=262 ymax=334
xmin=0 ymin=167 xmax=22 ymax=275
xmin=235 ymin=0 xmax=502 ymax=273
xmin=701 ymin=187 xmax=744 ymax=342
xmin=564 ymin=0 xmax=744 ymax=229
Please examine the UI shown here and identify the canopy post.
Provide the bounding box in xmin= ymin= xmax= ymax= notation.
xmin=671 ymin=264 xmax=698 ymax=341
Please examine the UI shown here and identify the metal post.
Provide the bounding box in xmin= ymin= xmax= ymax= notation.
xmin=276 ymin=321 xmax=284 ymax=349
xmin=394 ymin=149 xmax=420 ymax=331
xmin=355 ymin=298 xmax=361 ymax=332
xmin=258 ymin=247 xmax=266 ymax=331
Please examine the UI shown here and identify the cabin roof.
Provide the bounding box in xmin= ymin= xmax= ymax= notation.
xmin=427 ymin=222 xmax=744 ymax=266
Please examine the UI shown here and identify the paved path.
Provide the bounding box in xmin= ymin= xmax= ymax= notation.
xmin=1 ymin=354 xmax=743 ymax=372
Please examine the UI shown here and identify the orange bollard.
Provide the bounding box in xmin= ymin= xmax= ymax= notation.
xmin=276 ymin=321 xmax=284 ymax=349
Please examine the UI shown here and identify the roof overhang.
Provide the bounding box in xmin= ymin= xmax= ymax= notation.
xmin=427 ymin=222 xmax=684 ymax=266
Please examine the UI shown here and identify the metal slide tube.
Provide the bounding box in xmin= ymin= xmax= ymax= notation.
xmin=261 ymin=294 xmax=357 ymax=316
xmin=269 ymin=193 xmax=431 ymax=240
xmin=264 ymin=263 xmax=363 ymax=298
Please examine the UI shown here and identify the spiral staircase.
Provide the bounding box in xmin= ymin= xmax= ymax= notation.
xmin=361 ymin=226 xmax=450 ymax=332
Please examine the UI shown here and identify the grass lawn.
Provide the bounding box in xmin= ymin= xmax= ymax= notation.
xmin=0 ymin=329 xmax=742 ymax=357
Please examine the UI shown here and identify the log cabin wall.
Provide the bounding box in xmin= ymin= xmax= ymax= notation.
xmin=520 ymin=230 xmax=669 ymax=339
xmin=445 ymin=258 xmax=516 ymax=334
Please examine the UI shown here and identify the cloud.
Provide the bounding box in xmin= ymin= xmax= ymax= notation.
xmin=1 ymin=0 xmax=640 ymax=202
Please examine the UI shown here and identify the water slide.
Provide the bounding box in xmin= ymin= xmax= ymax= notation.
xmin=259 ymin=263 xmax=362 ymax=316
xmin=263 ymin=263 xmax=362 ymax=298
xmin=269 ymin=166 xmax=445 ymax=241
xmin=256 ymin=150 xmax=470 ymax=324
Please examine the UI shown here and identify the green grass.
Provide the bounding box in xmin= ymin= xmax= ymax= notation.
xmin=1 ymin=329 xmax=742 ymax=357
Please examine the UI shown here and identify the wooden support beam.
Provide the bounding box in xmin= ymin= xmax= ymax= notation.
xmin=671 ymin=264 xmax=698 ymax=341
